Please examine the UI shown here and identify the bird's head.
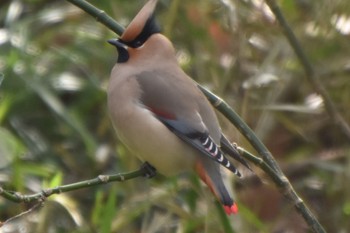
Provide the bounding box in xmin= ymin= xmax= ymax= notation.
xmin=108 ymin=0 xmax=161 ymax=63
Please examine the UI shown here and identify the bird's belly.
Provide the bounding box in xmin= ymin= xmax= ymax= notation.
xmin=113 ymin=107 xmax=197 ymax=176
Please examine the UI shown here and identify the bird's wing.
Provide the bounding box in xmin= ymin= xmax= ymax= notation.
xmin=158 ymin=116 xmax=241 ymax=177
xmin=135 ymin=70 xmax=241 ymax=177
xmin=220 ymin=134 xmax=251 ymax=171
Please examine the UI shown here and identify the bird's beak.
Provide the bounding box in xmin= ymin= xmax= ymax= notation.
xmin=108 ymin=38 xmax=130 ymax=63
xmin=108 ymin=39 xmax=128 ymax=50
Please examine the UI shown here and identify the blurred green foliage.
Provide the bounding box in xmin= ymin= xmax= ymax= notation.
xmin=1 ymin=0 xmax=350 ymax=232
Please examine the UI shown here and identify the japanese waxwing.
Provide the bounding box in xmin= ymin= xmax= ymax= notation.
xmin=107 ymin=0 xmax=250 ymax=215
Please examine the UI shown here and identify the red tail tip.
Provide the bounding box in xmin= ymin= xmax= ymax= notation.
xmin=224 ymin=203 xmax=238 ymax=215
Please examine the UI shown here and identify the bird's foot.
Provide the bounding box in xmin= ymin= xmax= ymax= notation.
xmin=141 ymin=162 xmax=157 ymax=178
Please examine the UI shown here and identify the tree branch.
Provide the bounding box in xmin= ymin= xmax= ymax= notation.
xmin=67 ymin=0 xmax=124 ymax=35
xmin=200 ymin=86 xmax=326 ymax=233
xmin=1 ymin=167 xmax=147 ymax=203
xmin=265 ymin=0 xmax=350 ymax=141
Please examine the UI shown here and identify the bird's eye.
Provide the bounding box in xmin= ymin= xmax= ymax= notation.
xmin=133 ymin=40 xmax=143 ymax=48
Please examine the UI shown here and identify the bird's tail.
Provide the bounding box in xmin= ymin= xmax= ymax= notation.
xmin=195 ymin=159 xmax=238 ymax=215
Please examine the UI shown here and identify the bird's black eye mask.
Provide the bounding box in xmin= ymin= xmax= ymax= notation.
xmin=122 ymin=14 xmax=161 ymax=48
xmin=119 ymin=38 xmax=143 ymax=48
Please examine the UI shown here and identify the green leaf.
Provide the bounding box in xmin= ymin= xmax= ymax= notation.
xmin=48 ymin=172 xmax=63 ymax=188
xmin=215 ymin=201 xmax=236 ymax=233
xmin=100 ymin=186 xmax=117 ymax=233
xmin=0 ymin=127 xmax=26 ymax=169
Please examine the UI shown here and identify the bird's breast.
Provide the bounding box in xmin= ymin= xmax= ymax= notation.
xmin=116 ymin=103 xmax=198 ymax=176
xmin=108 ymin=75 xmax=197 ymax=176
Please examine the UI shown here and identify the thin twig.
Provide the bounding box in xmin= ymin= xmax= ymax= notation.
xmin=198 ymin=86 xmax=284 ymax=175
xmin=0 ymin=167 xmax=146 ymax=203
xmin=0 ymin=201 xmax=44 ymax=226
xmin=265 ymin=0 xmax=350 ymax=141
xmin=200 ymin=87 xmax=326 ymax=233
xmin=67 ymin=0 xmax=124 ymax=35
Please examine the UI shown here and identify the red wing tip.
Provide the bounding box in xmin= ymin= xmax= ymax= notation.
xmin=224 ymin=203 xmax=238 ymax=215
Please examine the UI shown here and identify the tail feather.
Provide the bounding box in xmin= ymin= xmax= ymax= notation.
xmin=224 ymin=204 xmax=238 ymax=215
xmin=195 ymin=160 xmax=238 ymax=215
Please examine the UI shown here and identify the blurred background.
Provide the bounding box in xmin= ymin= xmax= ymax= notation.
xmin=1 ymin=0 xmax=350 ymax=232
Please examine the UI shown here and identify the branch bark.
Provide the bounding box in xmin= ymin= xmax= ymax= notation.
xmin=0 ymin=167 xmax=149 ymax=226
xmin=199 ymin=87 xmax=326 ymax=233
xmin=0 ymin=167 xmax=147 ymax=203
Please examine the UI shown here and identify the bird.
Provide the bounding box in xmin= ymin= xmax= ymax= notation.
xmin=107 ymin=0 xmax=250 ymax=215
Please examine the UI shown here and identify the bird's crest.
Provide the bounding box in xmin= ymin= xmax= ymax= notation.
xmin=121 ymin=0 xmax=160 ymax=47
